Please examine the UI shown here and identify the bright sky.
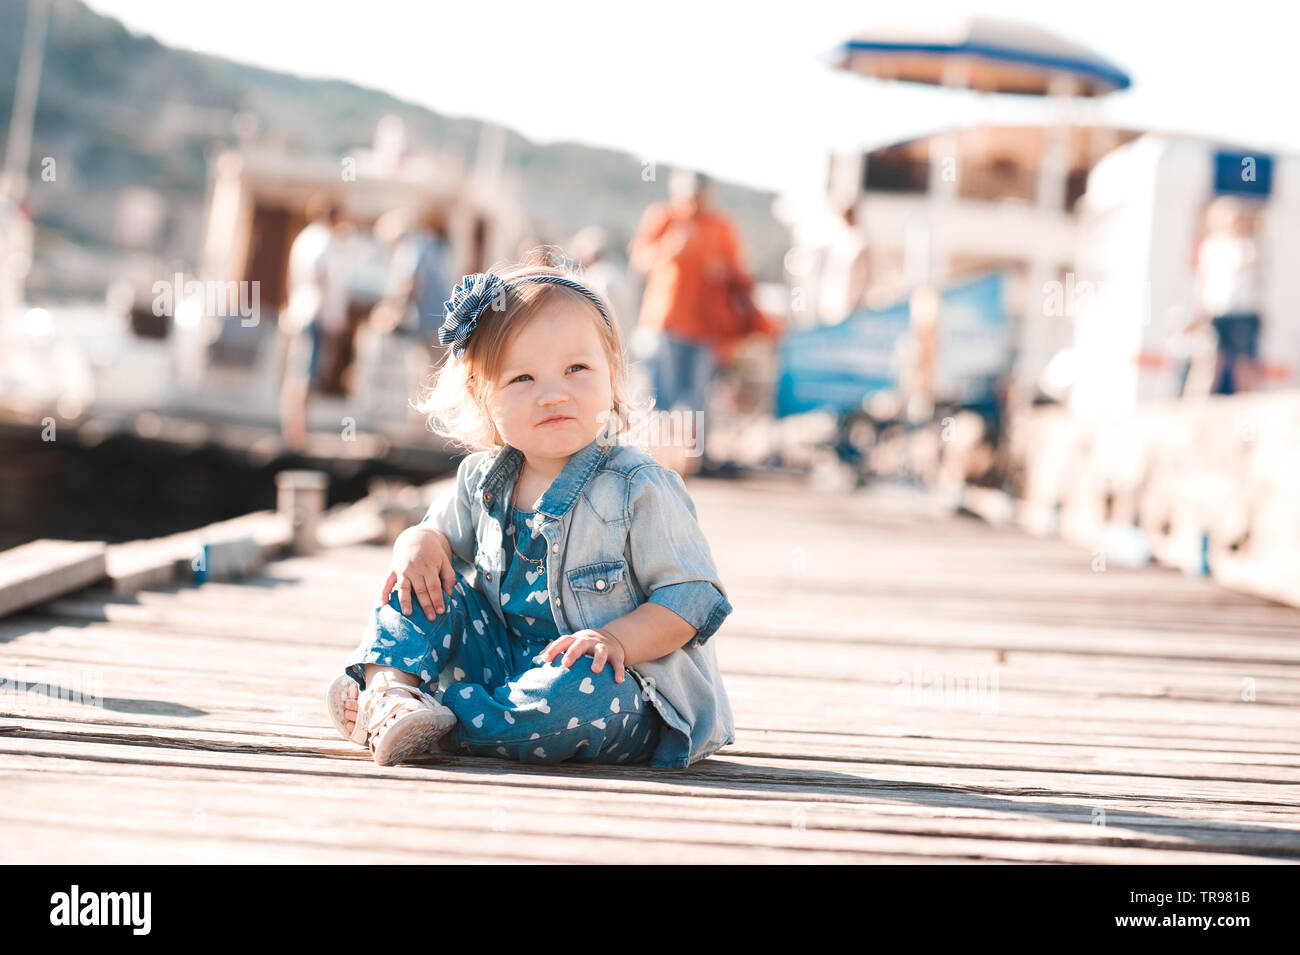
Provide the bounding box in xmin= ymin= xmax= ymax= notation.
xmin=84 ymin=0 xmax=1298 ymax=197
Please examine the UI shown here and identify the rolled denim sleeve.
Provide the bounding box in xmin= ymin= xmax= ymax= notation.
xmin=625 ymin=464 xmax=733 ymax=649
xmin=420 ymin=452 xmax=482 ymax=567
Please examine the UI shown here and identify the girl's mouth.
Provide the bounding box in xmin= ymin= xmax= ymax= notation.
xmin=538 ymin=415 xmax=572 ymax=425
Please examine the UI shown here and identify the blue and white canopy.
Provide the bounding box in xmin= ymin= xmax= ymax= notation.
xmin=829 ymin=16 xmax=1131 ymax=97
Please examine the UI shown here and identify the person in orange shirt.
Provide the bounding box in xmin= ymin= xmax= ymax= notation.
xmin=628 ymin=169 xmax=748 ymax=473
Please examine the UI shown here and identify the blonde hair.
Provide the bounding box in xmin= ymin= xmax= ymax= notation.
xmin=416 ymin=246 xmax=651 ymax=453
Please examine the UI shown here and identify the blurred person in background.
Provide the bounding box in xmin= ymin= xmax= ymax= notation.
xmin=367 ymin=207 xmax=415 ymax=336
xmin=394 ymin=208 xmax=452 ymax=341
xmin=280 ymin=194 xmax=354 ymax=451
xmin=353 ymin=207 xmax=445 ymax=429
xmin=901 ymin=284 xmax=939 ymax=425
xmin=369 ymin=207 xmax=452 ymax=341
xmin=0 ymin=173 xmax=33 ymax=332
xmin=570 ymin=225 xmax=645 ymax=399
xmin=1194 ymin=196 xmax=1264 ymax=396
xmin=627 ymin=168 xmax=751 ymax=475
xmin=1170 ymin=307 xmax=1218 ymax=398
xmin=818 ymin=204 xmax=870 ymax=325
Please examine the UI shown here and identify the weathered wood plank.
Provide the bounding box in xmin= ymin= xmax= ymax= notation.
xmin=5 ymin=731 xmax=1300 ymax=826
xmin=0 ymin=539 xmax=106 ymax=618
xmin=4 ymin=474 xmax=1300 ymax=861
xmin=0 ymin=747 xmax=1292 ymax=864
xmin=104 ymin=511 xmax=291 ymax=594
xmin=5 ymin=748 xmax=1297 ymax=829
xmin=7 ymin=709 xmax=1300 ymax=792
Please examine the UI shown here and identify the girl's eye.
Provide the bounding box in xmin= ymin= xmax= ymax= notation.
xmin=509 ymin=364 xmax=588 ymax=384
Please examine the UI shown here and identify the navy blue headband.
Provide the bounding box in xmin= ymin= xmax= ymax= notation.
xmin=438 ymin=272 xmax=611 ymax=360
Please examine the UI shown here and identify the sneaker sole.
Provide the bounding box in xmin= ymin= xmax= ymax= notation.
xmin=327 ymin=674 xmax=369 ymax=747
xmin=372 ymin=708 xmax=457 ymax=766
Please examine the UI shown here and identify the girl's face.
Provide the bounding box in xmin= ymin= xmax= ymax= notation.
xmin=485 ymin=296 xmax=614 ymax=467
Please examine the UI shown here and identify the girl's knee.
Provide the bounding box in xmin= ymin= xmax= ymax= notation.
xmin=531 ymin=655 xmax=643 ymax=720
xmin=538 ymin=652 xmax=618 ymax=688
xmin=574 ymin=656 xmax=641 ymax=705
xmin=383 ymin=568 xmax=476 ymax=621
xmin=383 ymin=587 xmax=440 ymax=627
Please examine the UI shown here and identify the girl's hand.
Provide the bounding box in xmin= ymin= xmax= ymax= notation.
xmin=377 ymin=526 xmax=455 ymax=619
xmin=539 ymin=629 xmax=627 ymax=683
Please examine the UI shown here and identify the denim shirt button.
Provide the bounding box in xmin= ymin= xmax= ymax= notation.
xmin=486 ymin=572 xmax=492 ymax=581
xmin=551 ymin=543 xmax=558 ymax=553
xmin=595 ymin=579 xmax=606 ymax=590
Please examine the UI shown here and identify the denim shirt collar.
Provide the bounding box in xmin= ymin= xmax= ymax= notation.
xmin=474 ymin=437 xmax=610 ymax=519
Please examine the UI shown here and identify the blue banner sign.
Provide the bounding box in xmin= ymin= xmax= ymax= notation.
xmin=775 ymin=270 xmax=1009 ymax=418
xmin=1213 ymin=150 xmax=1273 ymax=198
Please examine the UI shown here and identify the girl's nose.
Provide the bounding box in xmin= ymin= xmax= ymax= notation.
xmin=537 ymin=381 xmax=570 ymax=402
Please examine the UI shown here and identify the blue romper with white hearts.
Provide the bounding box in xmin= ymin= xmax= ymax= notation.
xmin=500 ymin=505 xmax=562 ymax=649
xmin=343 ymin=502 xmax=664 ymax=764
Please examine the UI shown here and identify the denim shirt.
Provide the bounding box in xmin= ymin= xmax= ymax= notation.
xmin=421 ymin=436 xmax=736 ymax=768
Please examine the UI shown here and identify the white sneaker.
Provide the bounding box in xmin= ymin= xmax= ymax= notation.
xmin=357 ymin=671 xmax=458 ymax=766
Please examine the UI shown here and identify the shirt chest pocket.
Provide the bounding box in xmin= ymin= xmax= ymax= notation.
xmin=565 ymin=558 xmax=637 ymax=630
xmin=474 ymin=545 xmax=506 ymax=581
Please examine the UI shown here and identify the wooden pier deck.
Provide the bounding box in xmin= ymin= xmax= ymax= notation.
xmin=3 ymin=474 xmax=1299 ymax=864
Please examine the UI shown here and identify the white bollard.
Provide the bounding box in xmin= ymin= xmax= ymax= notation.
xmin=276 ymin=470 xmax=329 ymax=555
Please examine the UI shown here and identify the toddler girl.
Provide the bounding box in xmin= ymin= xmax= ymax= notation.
xmin=327 ymin=248 xmax=736 ymax=768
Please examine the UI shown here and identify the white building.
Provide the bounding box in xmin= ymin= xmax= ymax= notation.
xmin=784 ymin=123 xmax=1300 ymax=418
xmin=785 ymin=123 xmax=1140 ymax=392
xmin=1069 ymin=135 xmax=1300 ymax=416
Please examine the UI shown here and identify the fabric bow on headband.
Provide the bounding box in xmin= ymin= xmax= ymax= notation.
xmin=438 ymin=271 xmax=612 ymax=360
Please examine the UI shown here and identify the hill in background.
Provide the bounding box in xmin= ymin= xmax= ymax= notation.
xmin=0 ymin=0 xmax=791 ymax=300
